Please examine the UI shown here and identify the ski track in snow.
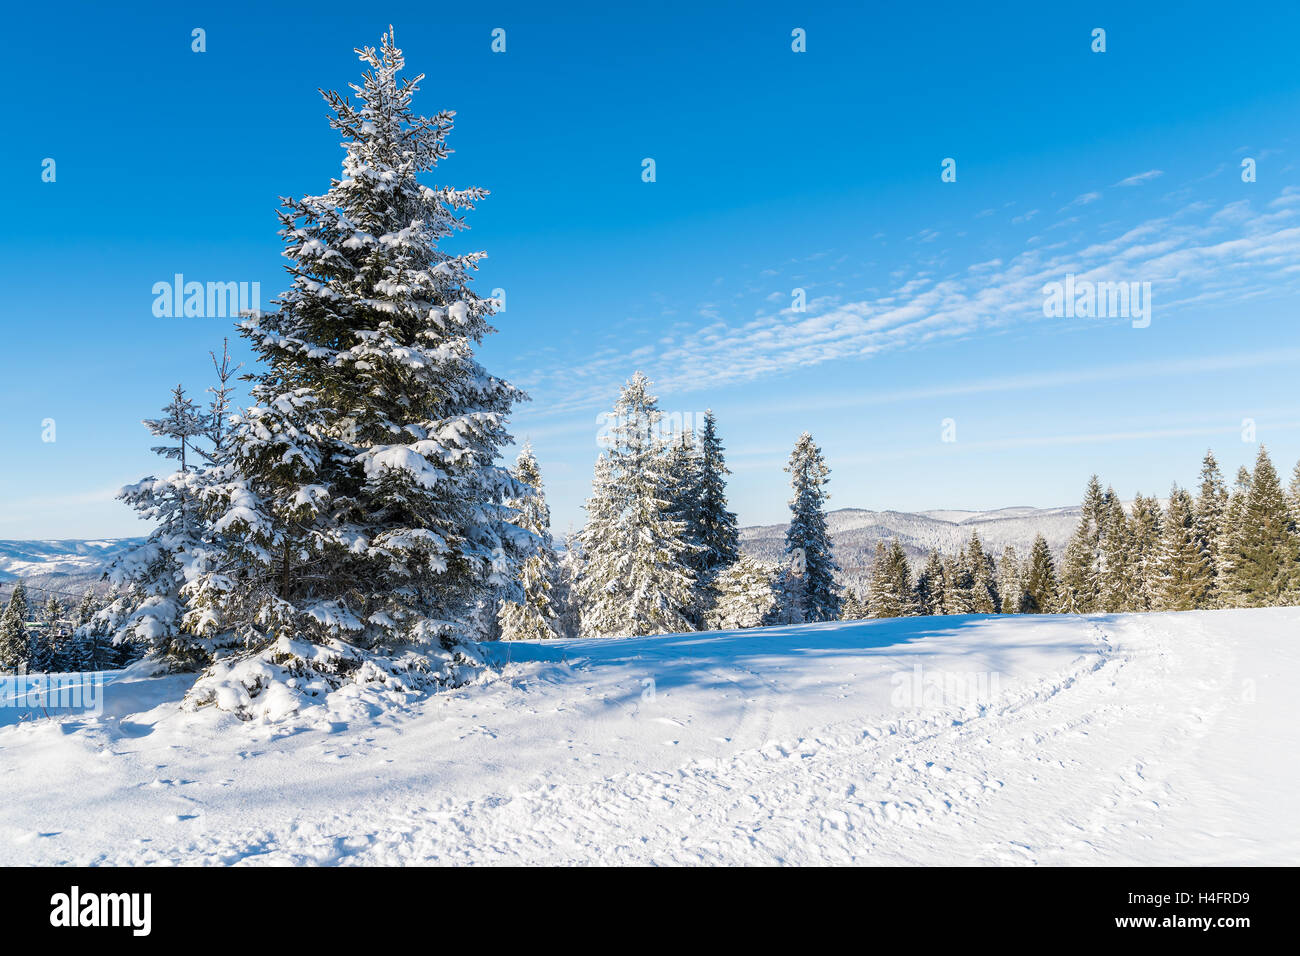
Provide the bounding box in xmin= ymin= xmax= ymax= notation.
xmin=1 ymin=609 xmax=1295 ymax=865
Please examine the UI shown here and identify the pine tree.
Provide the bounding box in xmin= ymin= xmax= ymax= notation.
xmin=696 ymin=410 xmax=739 ymax=573
xmin=1021 ymin=534 xmax=1058 ymax=614
xmin=942 ymin=552 xmax=973 ymax=614
xmin=868 ymin=539 xmax=914 ymax=618
xmin=90 ymin=384 xmax=212 ymax=669
xmin=706 ymin=556 xmax=780 ymax=630
xmin=197 ymin=338 xmax=242 ymax=466
xmin=663 ymin=429 xmax=712 ymax=623
xmin=1127 ymin=493 xmax=1163 ymax=611
xmin=769 ymin=562 xmax=806 ymax=625
xmin=1193 ymin=450 xmax=1229 ymax=606
xmin=1218 ymin=466 xmax=1253 ymax=606
xmin=840 ymin=587 xmax=871 ymax=621
xmin=997 ymin=545 xmax=1023 ymax=614
xmin=783 ymin=432 xmax=841 ymax=622
xmin=43 ymin=595 xmax=65 ymax=626
xmin=915 ymin=550 xmax=946 ymax=616
xmin=966 ymin=531 xmax=999 ymax=613
xmin=552 ymin=530 xmax=582 ymax=639
xmin=73 ymin=589 xmax=98 ymax=629
xmin=144 ymin=385 xmax=206 ymax=475
xmin=1098 ymin=490 xmax=1134 ymax=612
xmin=0 ymin=582 xmax=32 ymax=673
xmin=1154 ymin=485 xmax=1214 ymax=611
xmin=1058 ymin=476 xmax=1104 ymax=612
xmin=497 ymin=444 xmax=561 ymax=641
xmin=574 ymin=374 xmax=698 ymax=638
xmin=183 ymin=31 xmax=524 ymax=713
xmin=1222 ymin=445 xmax=1299 ymax=606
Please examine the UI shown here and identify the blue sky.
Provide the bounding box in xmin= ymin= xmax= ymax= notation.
xmin=2 ymin=0 xmax=1299 ymax=539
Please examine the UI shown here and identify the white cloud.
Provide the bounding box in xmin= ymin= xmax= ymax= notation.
xmin=1115 ymin=169 xmax=1164 ymax=187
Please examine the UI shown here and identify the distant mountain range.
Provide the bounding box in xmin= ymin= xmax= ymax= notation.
xmin=0 ymin=504 xmax=1084 ymax=597
xmin=739 ymin=505 xmax=1081 ymax=574
xmin=0 ymin=539 xmax=143 ymax=601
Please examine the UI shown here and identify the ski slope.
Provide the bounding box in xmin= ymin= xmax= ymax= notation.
xmin=1 ymin=608 xmax=1296 ymax=865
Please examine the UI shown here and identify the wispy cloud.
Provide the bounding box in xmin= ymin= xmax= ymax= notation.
xmin=1115 ymin=169 xmax=1164 ymax=187
xmin=512 ymin=188 xmax=1300 ymax=414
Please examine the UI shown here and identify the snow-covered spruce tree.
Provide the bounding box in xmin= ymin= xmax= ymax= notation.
xmin=868 ymin=539 xmax=914 ymax=618
xmin=1021 ymin=534 xmax=1058 ymax=614
xmin=706 ymin=555 xmax=780 ymax=630
xmin=196 ymin=339 xmax=242 ymax=467
xmin=841 ymin=586 xmax=870 ymax=621
xmin=1127 ymin=493 xmax=1163 ymax=612
xmin=73 ymin=588 xmax=98 ymax=630
xmin=84 ymin=383 xmax=211 ymax=670
xmin=1058 ymin=476 xmax=1104 ymax=612
xmin=1098 ymin=490 xmax=1135 ymax=612
xmin=552 ymin=530 xmax=582 ymax=639
xmin=1154 ymin=485 xmax=1214 ymax=611
xmin=783 ymin=432 xmax=841 ymax=622
xmin=966 ymin=531 xmax=999 ymax=613
xmin=942 ymin=552 xmax=972 ymax=614
xmin=769 ymin=561 xmax=807 ymax=625
xmin=1218 ymin=466 xmax=1253 ymax=607
xmin=30 ymin=595 xmax=68 ymax=672
xmin=182 ymin=31 xmax=523 ymax=716
xmin=497 ymin=444 xmax=561 ymax=641
xmin=997 ymin=545 xmax=1023 ymax=614
xmin=663 ymin=428 xmax=711 ymax=623
xmin=1222 ymin=445 xmax=1299 ymax=607
xmin=574 ymin=374 xmax=697 ymax=638
xmin=1194 ymin=450 xmax=1228 ymax=605
xmin=0 ymin=582 xmax=32 ymax=673
xmin=696 ymin=410 xmax=739 ymax=572
xmin=915 ymin=550 xmax=946 ymax=616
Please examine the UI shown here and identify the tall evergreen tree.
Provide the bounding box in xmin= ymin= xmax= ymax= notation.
xmin=1058 ymin=476 xmax=1104 ymax=612
xmin=664 ymin=429 xmax=711 ymax=623
xmin=1223 ymin=445 xmax=1299 ymax=606
xmin=73 ymin=589 xmax=98 ymax=630
xmin=915 ymin=550 xmax=946 ymax=616
xmin=182 ymin=31 xmax=524 ymax=713
xmin=0 ymin=582 xmax=32 ymax=673
xmin=1194 ymin=450 xmax=1229 ymax=605
xmin=1127 ymin=493 xmax=1163 ymax=611
xmin=1219 ymin=466 xmax=1253 ymax=606
xmin=552 ymin=530 xmax=582 ymax=639
xmin=783 ymin=432 xmax=841 ymax=622
xmin=966 ymin=531 xmax=999 ymax=613
xmin=942 ymin=552 xmax=973 ymax=614
xmin=1021 ymin=534 xmax=1058 ymax=614
xmin=1154 ymin=485 xmax=1214 ymax=611
xmin=997 ymin=545 xmax=1023 ymax=614
xmin=1098 ymin=491 xmax=1135 ymax=612
xmin=868 ymin=539 xmax=914 ymax=618
xmin=574 ymin=374 xmax=698 ymax=638
xmin=498 ymin=444 xmax=561 ymax=641
xmin=695 ymin=410 xmax=740 ymax=573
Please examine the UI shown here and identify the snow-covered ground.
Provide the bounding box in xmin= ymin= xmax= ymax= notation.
xmin=1 ymin=608 xmax=1296 ymax=865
